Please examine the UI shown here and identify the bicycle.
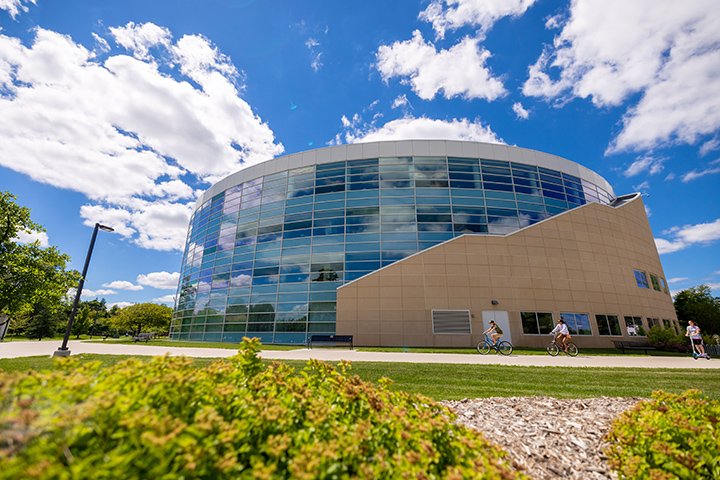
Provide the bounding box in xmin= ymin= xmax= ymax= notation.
xmin=546 ymin=335 xmax=578 ymax=357
xmin=477 ymin=334 xmax=513 ymax=355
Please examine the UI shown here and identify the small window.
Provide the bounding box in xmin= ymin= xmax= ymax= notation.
xmin=561 ymin=313 xmax=592 ymax=335
xmin=660 ymin=277 xmax=670 ymax=294
xmin=634 ymin=270 xmax=649 ymax=288
xmin=662 ymin=319 xmax=673 ymax=330
xmin=650 ymin=274 xmax=661 ymax=291
xmin=596 ymin=314 xmax=622 ymax=336
xmin=521 ymin=312 xmax=554 ymax=335
xmin=647 ymin=317 xmax=660 ymax=329
xmin=624 ymin=316 xmax=646 ymax=336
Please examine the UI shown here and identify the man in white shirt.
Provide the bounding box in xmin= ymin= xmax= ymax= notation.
xmin=550 ymin=318 xmax=571 ymax=351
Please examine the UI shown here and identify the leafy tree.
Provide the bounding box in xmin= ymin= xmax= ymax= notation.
xmin=0 ymin=192 xmax=79 ymax=340
xmin=674 ymin=285 xmax=720 ymax=335
xmin=110 ymin=303 xmax=172 ymax=335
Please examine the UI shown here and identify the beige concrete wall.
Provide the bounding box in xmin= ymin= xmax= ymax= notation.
xmin=336 ymin=196 xmax=677 ymax=348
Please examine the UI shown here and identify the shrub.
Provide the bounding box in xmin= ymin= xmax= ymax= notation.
xmin=605 ymin=390 xmax=720 ymax=479
xmin=647 ymin=327 xmax=687 ymax=351
xmin=0 ymin=338 xmax=523 ymax=479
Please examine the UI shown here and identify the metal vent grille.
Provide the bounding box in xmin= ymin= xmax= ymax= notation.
xmin=432 ymin=310 xmax=471 ymax=334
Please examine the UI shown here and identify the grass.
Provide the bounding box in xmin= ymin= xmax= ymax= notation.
xmin=1 ymin=354 xmax=717 ymax=400
xmin=84 ymin=338 xmax=300 ymax=350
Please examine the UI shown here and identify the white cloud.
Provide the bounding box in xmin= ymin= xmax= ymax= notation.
xmin=152 ymin=294 xmax=176 ymax=304
xmin=391 ymin=94 xmax=409 ymax=110
xmin=699 ymin=138 xmax=719 ymax=156
xmin=644 ymin=205 xmax=651 ymax=218
xmin=667 ymin=277 xmax=689 ymax=284
xmin=0 ymin=0 xmax=35 ymax=19
xmin=108 ymin=301 xmax=134 ymax=309
xmin=419 ymin=0 xmax=537 ymax=39
xmin=681 ymin=159 xmax=720 ymax=183
xmin=632 ymin=181 xmax=650 ymax=191
xmin=136 ymin=271 xmax=180 ymax=290
xmin=305 ymin=37 xmax=323 ymax=72
xmin=523 ymin=0 xmax=720 ymax=153
xmin=512 ymin=102 xmax=529 ymax=120
xmin=109 ymin=22 xmax=171 ymax=60
xmin=624 ymin=156 xmax=664 ymax=177
xmin=336 ymin=115 xmax=503 ymax=145
xmin=81 ymin=288 xmax=116 ymax=298
xmin=655 ymin=218 xmax=720 ymax=254
xmin=0 ymin=24 xmax=283 ymax=251
xmin=14 ymin=229 xmax=49 ymax=247
xmin=376 ymin=30 xmax=505 ymax=101
xmin=102 ymin=280 xmax=143 ymax=291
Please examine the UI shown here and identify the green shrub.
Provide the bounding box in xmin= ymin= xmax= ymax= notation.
xmin=605 ymin=390 xmax=720 ymax=479
xmin=0 ymin=338 xmax=522 ymax=479
xmin=647 ymin=327 xmax=687 ymax=351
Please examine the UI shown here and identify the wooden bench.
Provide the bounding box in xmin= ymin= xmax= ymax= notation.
xmin=132 ymin=332 xmax=154 ymax=343
xmin=308 ymin=334 xmax=353 ymax=349
xmin=612 ymin=340 xmax=656 ymax=354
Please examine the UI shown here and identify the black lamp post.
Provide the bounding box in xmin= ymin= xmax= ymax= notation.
xmin=54 ymin=222 xmax=114 ymax=357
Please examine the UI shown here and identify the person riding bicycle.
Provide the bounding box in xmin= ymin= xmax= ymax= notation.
xmin=483 ymin=320 xmax=503 ymax=345
xmin=550 ymin=318 xmax=571 ymax=351
xmin=686 ymin=320 xmax=706 ymax=356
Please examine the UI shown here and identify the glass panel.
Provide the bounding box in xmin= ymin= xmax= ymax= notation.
xmin=634 ymin=270 xmax=650 ymax=288
xmin=521 ymin=312 xmax=539 ymax=334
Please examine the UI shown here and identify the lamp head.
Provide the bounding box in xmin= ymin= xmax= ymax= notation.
xmin=97 ymin=224 xmax=114 ymax=232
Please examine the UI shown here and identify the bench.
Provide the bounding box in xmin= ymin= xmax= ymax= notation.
xmin=308 ymin=334 xmax=353 ymax=349
xmin=132 ymin=332 xmax=154 ymax=343
xmin=612 ymin=340 xmax=656 ymax=354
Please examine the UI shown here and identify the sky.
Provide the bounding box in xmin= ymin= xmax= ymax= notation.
xmin=1 ymin=0 xmax=719 ymax=308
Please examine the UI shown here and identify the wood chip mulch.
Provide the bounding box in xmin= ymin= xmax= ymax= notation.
xmin=441 ymin=397 xmax=642 ymax=479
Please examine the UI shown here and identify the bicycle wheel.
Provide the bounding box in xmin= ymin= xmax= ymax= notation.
xmin=546 ymin=342 xmax=559 ymax=356
xmin=476 ymin=341 xmax=491 ymax=354
xmin=565 ymin=343 xmax=578 ymax=357
xmin=497 ymin=341 xmax=513 ymax=356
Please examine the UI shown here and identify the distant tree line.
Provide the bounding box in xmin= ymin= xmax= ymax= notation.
xmin=0 ymin=191 xmax=171 ymax=341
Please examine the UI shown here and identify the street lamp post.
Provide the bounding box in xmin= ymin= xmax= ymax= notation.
xmin=54 ymin=223 xmax=114 ymax=357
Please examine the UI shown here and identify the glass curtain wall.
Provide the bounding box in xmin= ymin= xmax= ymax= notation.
xmin=171 ymin=156 xmax=613 ymax=343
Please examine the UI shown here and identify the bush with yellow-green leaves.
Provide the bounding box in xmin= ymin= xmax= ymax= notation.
xmin=606 ymin=390 xmax=720 ymax=479
xmin=0 ymin=339 xmax=522 ymax=479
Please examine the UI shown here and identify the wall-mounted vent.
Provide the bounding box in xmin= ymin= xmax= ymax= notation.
xmin=432 ymin=310 xmax=472 ymax=334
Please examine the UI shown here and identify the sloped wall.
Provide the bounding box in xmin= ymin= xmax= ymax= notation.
xmin=336 ymin=196 xmax=676 ymax=348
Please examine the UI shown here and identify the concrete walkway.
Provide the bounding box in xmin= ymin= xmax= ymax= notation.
xmin=1 ymin=340 xmax=718 ymax=369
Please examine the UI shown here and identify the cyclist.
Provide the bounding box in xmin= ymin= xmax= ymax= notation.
xmin=483 ymin=320 xmax=503 ymax=345
xmin=550 ymin=318 xmax=571 ymax=352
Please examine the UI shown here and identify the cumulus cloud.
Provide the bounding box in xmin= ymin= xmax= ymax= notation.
xmin=334 ymin=114 xmax=503 ymax=145
xmin=419 ymin=0 xmax=537 ymax=39
xmin=523 ymin=0 xmax=720 ymax=153
xmin=137 ymin=271 xmax=180 ymax=290
xmin=623 ymin=156 xmax=664 ymax=177
xmin=152 ymin=294 xmax=176 ymax=304
xmin=108 ymin=301 xmax=134 ymax=309
xmin=376 ymin=30 xmax=505 ymax=101
xmin=14 ymin=229 xmax=49 ymax=247
xmin=391 ymin=94 xmax=409 ymax=110
xmin=102 ymin=280 xmax=143 ymax=291
xmin=512 ymin=102 xmax=529 ymax=120
xmin=0 ymin=24 xmax=283 ymax=251
xmin=0 ymin=0 xmax=35 ymax=19
xmin=81 ymin=288 xmax=116 ymax=298
xmin=655 ymin=218 xmax=720 ymax=254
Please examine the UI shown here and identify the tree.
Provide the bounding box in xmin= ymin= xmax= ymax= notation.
xmin=674 ymin=285 xmax=720 ymax=335
xmin=0 ymin=192 xmax=79 ymax=340
xmin=110 ymin=303 xmax=172 ymax=336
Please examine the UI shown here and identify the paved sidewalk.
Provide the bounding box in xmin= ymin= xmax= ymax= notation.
xmin=1 ymin=340 xmax=718 ymax=369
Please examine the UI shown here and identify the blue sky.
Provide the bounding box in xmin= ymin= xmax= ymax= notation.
xmin=1 ymin=0 xmax=719 ymax=307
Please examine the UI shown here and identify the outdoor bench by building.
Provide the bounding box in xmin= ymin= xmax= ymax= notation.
xmin=308 ymin=334 xmax=354 ymax=349
xmin=612 ymin=340 xmax=656 ymax=354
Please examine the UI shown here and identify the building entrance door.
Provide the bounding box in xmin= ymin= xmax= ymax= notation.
xmin=481 ymin=311 xmax=511 ymax=343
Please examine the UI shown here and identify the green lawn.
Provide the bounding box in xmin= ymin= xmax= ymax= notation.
xmin=85 ymin=338 xmax=300 ymax=350
xmin=1 ymin=354 xmax=717 ymax=400
xmin=357 ymin=346 xmax=687 ymax=357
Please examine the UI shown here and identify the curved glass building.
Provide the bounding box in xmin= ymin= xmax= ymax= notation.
xmin=171 ymin=140 xmax=675 ymax=347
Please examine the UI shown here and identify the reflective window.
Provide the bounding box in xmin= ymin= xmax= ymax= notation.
xmin=634 ymin=270 xmax=650 ymax=288
xmin=521 ymin=312 xmax=554 ymax=334
xmin=560 ymin=312 xmax=592 ymax=335
xmin=624 ymin=316 xmax=646 ymax=336
xmin=596 ymin=314 xmax=622 ymax=336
